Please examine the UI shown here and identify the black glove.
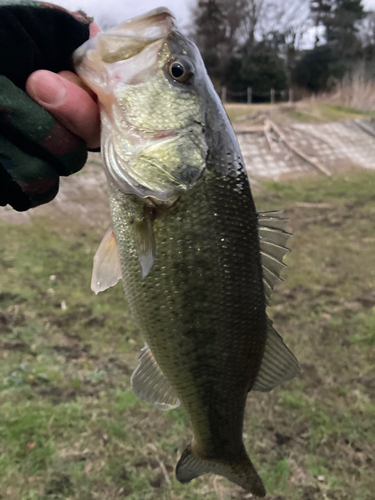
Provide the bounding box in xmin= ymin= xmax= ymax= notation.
xmin=0 ymin=2 xmax=92 ymax=211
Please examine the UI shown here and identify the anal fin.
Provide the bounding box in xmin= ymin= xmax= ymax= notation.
xmin=131 ymin=344 xmax=180 ymax=411
xmin=252 ymin=319 xmax=300 ymax=392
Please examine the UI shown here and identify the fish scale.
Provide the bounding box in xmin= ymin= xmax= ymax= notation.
xmin=74 ymin=7 xmax=299 ymax=496
xmin=108 ymin=165 xmax=266 ymax=459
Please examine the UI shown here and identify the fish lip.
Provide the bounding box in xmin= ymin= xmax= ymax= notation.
xmin=74 ymin=8 xmax=175 ymax=72
xmin=121 ymin=7 xmax=175 ymax=26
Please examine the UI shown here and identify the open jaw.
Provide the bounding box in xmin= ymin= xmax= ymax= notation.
xmin=73 ymin=8 xmax=176 ymax=93
xmin=74 ymin=7 xmax=206 ymax=201
xmin=102 ymin=7 xmax=175 ymax=44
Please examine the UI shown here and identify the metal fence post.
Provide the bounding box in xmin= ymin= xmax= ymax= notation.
xmin=289 ymin=88 xmax=294 ymax=103
xmin=270 ymin=88 xmax=275 ymax=104
xmin=221 ymin=86 xmax=227 ymax=103
xmin=247 ymin=87 xmax=252 ymax=104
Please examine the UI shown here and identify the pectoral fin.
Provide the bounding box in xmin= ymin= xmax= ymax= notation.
xmin=91 ymin=229 xmax=122 ymax=294
xmin=132 ymin=207 xmax=157 ymax=279
xmin=252 ymin=319 xmax=300 ymax=392
xmin=131 ymin=344 xmax=180 ymax=411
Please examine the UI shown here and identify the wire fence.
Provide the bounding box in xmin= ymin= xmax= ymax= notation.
xmin=221 ymin=86 xmax=294 ymax=104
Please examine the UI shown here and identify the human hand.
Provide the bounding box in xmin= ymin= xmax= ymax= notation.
xmin=26 ymin=69 xmax=100 ymax=151
xmin=0 ymin=3 xmax=100 ymax=211
xmin=26 ymin=23 xmax=101 ymax=150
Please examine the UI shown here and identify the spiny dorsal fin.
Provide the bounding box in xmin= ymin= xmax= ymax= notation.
xmin=257 ymin=210 xmax=289 ymax=230
xmin=252 ymin=319 xmax=300 ymax=392
xmin=131 ymin=344 xmax=180 ymax=411
xmin=91 ymin=229 xmax=122 ymax=294
xmin=258 ymin=211 xmax=291 ymax=304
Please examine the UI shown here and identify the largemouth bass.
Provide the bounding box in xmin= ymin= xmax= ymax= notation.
xmin=74 ymin=8 xmax=300 ymax=496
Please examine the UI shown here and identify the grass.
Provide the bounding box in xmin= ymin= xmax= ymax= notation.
xmin=1 ymin=170 xmax=375 ymax=499
xmin=317 ymin=73 xmax=375 ymax=112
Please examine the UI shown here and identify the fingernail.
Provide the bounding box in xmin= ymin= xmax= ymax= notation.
xmin=29 ymin=71 xmax=67 ymax=106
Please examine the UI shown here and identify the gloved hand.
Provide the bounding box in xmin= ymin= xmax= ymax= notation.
xmin=0 ymin=2 xmax=100 ymax=211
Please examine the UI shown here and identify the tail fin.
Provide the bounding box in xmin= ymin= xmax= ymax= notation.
xmin=176 ymin=444 xmax=266 ymax=497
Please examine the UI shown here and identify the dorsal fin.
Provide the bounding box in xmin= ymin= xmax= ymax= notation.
xmin=91 ymin=229 xmax=122 ymax=294
xmin=131 ymin=344 xmax=180 ymax=411
xmin=252 ymin=212 xmax=300 ymax=392
xmin=258 ymin=211 xmax=291 ymax=304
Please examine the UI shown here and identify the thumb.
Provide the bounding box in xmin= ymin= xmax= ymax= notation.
xmin=26 ymin=70 xmax=100 ymax=149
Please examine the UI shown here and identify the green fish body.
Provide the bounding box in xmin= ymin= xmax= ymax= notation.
xmin=74 ymin=8 xmax=299 ymax=496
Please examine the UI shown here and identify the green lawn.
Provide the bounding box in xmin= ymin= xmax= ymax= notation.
xmin=0 ymin=170 xmax=374 ymax=499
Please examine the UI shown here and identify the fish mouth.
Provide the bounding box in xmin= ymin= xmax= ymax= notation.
xmin=116 ymin=7 xmax=175 ymax=33
xmin=74 ymin=7 xmax=175 ymax=67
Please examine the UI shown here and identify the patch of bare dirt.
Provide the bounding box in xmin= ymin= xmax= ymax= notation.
xmin=0 ymin=155 xmax=111 ymax=232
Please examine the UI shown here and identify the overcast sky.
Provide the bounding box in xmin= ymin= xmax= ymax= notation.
xmin=51 ymin=0 xmax=193 ymax=29
xmin=363 ymin=0 xmax=375 ymax=9
xmin=51 ymin=0 xmax=375 ymax=31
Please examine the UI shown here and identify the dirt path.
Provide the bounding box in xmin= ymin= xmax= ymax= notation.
xmin=237 ymin=119 xmax=375 ymax=180
xmin=0 ymin=154 xmax=110 ymax=230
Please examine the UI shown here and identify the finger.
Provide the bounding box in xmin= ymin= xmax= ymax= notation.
xmin=26 ymin=70 xmax=101 ymax=149
xmin=58 ymin=70 xmax=97 ymax=101
xmin=90 ymin=22 xmax=100 ymax=38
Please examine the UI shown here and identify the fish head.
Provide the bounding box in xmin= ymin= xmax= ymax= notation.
xmin=74 ymin=7 xmax=224 ymax=203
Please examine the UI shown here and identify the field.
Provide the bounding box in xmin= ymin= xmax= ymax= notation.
xmin=0 ymin=168 xmax=374 ymax=500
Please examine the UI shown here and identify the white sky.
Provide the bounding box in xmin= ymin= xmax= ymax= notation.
xmin=364 ymin=0 xmax=375 ymax=8
xmin=51 ymin=0 xmax=375 ymax=33
xmin=50 ymin=0 xmax=193 ymax=30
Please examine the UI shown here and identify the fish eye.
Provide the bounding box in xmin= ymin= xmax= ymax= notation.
xmin=169 ymin=59 xmax=193 ymax=83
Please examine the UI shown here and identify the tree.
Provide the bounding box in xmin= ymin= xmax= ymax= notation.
xmin=329 ymin=0 xmax=366 ymax=57
xmin=191 ymin=0 xmax=309 ymax=96
xmin=191 ymin=0 xmax=228 ymax=78
xmin=310 ymin=0 xmax=366 ymax=57
xmin=192 ymin=0 xmax=311 ymax=59
xmin=359 ymin=11 xmax=375 ymax=63
xmin=217 ymin=0 xmax=257 ymax=55
xmin=223 ymin=43 xmax=288 ymax=100
xmin=293 ymin=45 xmax=346 ymax=92
xmin=240 ymin=44 xmax=288 ymax=96
xmin=310 ymin=0 xmax=334 ymax=33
